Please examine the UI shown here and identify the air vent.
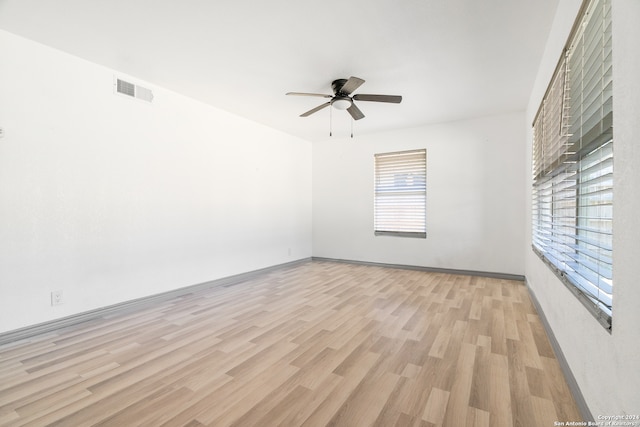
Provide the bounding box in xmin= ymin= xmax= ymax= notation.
xmin=135 ymin=86 xmax=153 ymax=102
xmin=116 ymin=79 xmax=135 ymax=97
xmin=115 ymin=77 xmax=154 ymax=103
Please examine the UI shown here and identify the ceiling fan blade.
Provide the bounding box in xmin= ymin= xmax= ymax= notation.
xmin=347 ymin=103 xmax=365 ymax=120
xmin=339 ymin=76 xmax=365 ymax=95
xmin=300 ymin=102 xmax=331 ymax=117
xmin=353 ymin=94 xmax=402 ymax=103
xmin=286 ymin=92 xmax=332 ymax=98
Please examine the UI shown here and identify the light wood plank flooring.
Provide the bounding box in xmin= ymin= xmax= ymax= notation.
xmin=0 ymin=260 xmax=582 ymax=426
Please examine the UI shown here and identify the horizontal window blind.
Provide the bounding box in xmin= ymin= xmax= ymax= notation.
xmin=532 ymin=0 xmax=613 ymax=329
xmin=374 ymin=149 xmax=426 ymax=238
xmin=533 ymin=55 xmax=570 ymax=180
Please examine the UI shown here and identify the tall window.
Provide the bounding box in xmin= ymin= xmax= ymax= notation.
xmin=532 ymin=0 xmax=613 ymax=329
xmin=374 ymin=149 xmax=426 ymax=238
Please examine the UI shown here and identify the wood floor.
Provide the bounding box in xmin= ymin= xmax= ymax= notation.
xmin=0 ymin=260 xmax=582 ymax=427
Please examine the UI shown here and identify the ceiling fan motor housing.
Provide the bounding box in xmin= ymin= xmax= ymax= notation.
xmin=331 ymin=79 xmax=349 ymax=95
xmin=331 ymin=79 xmax=353 ymax=110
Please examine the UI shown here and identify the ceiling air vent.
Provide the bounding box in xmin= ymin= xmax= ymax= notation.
xmin=115 ymin=77 xmax=154 ymax=103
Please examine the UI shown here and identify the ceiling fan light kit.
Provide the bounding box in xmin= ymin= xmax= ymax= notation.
xmin=286 ymin=76 xmax=402 ymax=137
xmin=331 ymin=97 xmax=352 ymax=110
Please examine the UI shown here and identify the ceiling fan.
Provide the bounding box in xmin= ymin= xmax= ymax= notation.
xmin=286 ymin=76 xmax=402 ymax=121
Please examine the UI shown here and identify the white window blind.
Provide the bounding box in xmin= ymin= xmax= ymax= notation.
xmin=532 ymin=0 xmax=613 ymax=329
xmin=374 ymin=149 xmax=426 ymax=238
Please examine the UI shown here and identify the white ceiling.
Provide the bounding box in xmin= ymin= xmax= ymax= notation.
xmin=0 ymin=0 xmax=558 ymax=142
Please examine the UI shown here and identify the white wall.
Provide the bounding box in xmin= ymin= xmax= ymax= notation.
xmin=313 ymin=112 xmax=526 ymax=275
xmin=525 ymin=0 xmax=640 ymax=417
xmin=0 ymin=30 xmax=312 ymax=334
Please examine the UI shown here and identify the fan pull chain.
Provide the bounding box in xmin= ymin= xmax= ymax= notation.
xmin=351 ymin=116 xmax=354 ymax=138
xmin=329 ymin=105 xmax=332 ymax=137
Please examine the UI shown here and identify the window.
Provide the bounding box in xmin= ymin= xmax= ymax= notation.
xmin=532 ymin=0 xmax=613 ymax=329
xmin=374 ymin=149 xmax=426 ymax=238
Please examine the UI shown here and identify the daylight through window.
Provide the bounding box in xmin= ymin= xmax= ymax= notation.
xmin=374 ymin=149 xmax=426 ymax=238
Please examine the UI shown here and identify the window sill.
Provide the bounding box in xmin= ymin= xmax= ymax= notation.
xmin=375 ymin=231 xmax=426 ymax=239
xmin=532 ymin=245 xmax=612 ymax=333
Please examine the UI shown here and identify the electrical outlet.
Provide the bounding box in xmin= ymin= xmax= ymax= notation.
xmin=51 ymin=290 xmax=63 ymax=306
